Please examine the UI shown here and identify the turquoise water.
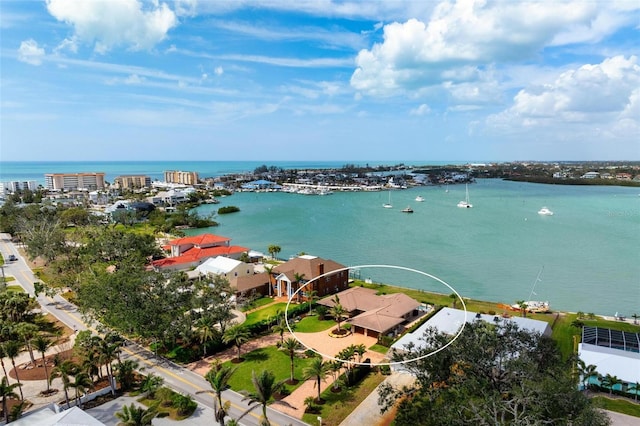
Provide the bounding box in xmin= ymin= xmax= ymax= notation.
xmin=189 ymin=179 xmax=640 ymax=317
xmin=1 ymin=161 xmax=638 ymax=316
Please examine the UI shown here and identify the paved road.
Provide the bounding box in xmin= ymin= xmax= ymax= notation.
xmin=1 ymin=233 xmax=308 ymax=426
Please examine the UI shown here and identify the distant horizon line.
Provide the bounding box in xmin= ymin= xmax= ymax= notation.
xmin=1 ymin=159 xmax=639 ymax=164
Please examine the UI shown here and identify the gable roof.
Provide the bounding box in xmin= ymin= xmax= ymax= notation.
xmin=231 ymin=272 xmax=271 ymax=293
xmin=152 ymin=245 xmax=248 ymax=269
xmin=167 ymin=233 xmax=231 ymax=247
xmin=273 ymin=255 xmax=346 ymax=281
xmin=319 ymin=287 xmax=420 ymax=334
xmin=196 ymin=256 xmax=246 ymax=275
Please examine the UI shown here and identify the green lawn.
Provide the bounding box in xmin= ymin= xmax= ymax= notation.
xmin=222 ymin=345 xmax=317 ymax=394
xmin=243 ymin=303 xmax=289 ymax=326
xmin=241 ymin=297 xmax=276 ymax=312
xmin=368 ymin=344 xmax=390 ymax=354
xmin=294 ymin=315 xmax=334 ymax=333
xmin=301 ymin=372 xmax=386 ymax=426
xmin=5 ymin=284 xmax=23 ymax=292
xmin=592 ymin=396 xmax=640 ymax=417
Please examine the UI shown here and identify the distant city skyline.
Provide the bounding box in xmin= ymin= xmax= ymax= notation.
xmin=1 ymin=0 xmax=639 ymax=162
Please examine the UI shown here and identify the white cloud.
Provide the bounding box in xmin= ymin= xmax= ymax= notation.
xmin=46 ymin=0 xmax=177 ymax=53
xmin=350 ymin=1 xmax=638 ymax=98
xmin=410 ymin=104 xmax=431 ymax=116
xmin=214 ymin=66 xmax=224 ymax=76
xmin=488 ymin=55 xmax=640 ymax=134
xmin=125 ymin=74 xmax=145 ymax=84
xmin=174 ymin=0 xmax=198 ymax=17
xmin=18 ymin=39 xmax=45 ymax=65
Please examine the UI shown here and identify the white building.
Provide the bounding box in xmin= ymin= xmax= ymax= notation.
xmin=194 ymin=256 xmax=254 ymax=280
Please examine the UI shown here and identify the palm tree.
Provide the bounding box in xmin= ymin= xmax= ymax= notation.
xmin=200 ymin=362 xmax=237 ymax=426
xmin=15 ymin=322 xmax=39 ymax=365
xmin=303 ymin=358 xmax=329 ymax=402
xmin=271 ymin=316 xmax=289 ymax=345
xmin=222 ymin=325 xmax=250 ymax=361
xmin=34 ymin=335 xmax=53 ymax=394
xmin=264 ymin=265 xmax=274 ymax=297
xmin=196 ymin=316 xmax=217 ymax=356
xmin=3 ymin=340 xmax=24 ymax=400
xmin=328 ymin=361 xmax=342 ymax=391
xmin=267 ymin=244 xmax=281 ymax=260
xmin=632 ymin=313 xmax=639 ymax=325
xmin=338 ymin=345 xmax=356 ymax=385
xmin=449 ymin=293 xmax=458 ymax=308
xmin=628 ymin=381 xmax=639 ymax=401
xmin=115 ymin=359 xmax=139 ymax=392
xmin=282 ymin=338 xmax=300 ymax=383
xmin=307 ymin=290 xmax=318 ymax=314
xmin=97 ymin=337 xmax=121 ymax=395
xmin=115 ymin=403 xmax=158 ymax=426
xmin=49 ymin=360 xmax=78 ymax=408
xmin=69 ymin=371 xmax=93 ymax=408
xmin=0 ymin=343 xmax=9 ymax=379
xmin=329 ymin=295 xmax=346 ymax=334
xmin=516 ymin=300 xmax=528 ymax=318
xmin=293 ymin=272 xmax=306 ymax=303
xmin=578 ymin=361 xmax=598 ymax=391
xmin=600 ymin=374 xmax=621 ymax=395
xmin=239 ymin=370 xmax=286 ymax=426
xmin=353 ymin=343 xmax=367 ymax=363
xmin=0 ymin=377 xmax=21 ymax=424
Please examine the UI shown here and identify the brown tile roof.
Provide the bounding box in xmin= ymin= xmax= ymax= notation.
xmin=151 ymin=245 xmax=248 ymax=269
xmin=273 ymin=255 xmax=346 ymax=281
xmin=231 ymin=272 xmax=271 ymax=293
xmin=318 ymin=287 xmax=420 ymax=334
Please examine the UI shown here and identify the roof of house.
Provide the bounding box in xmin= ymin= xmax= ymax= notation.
xmin=578 ymin=343 xmax=640 ymax=384
xmin=391 ymin=307 xmax=552 ymax=352
xmin=12 ymin=406 xmax=105 ymax=426
xmin=231 ymin=272 xmax=271 ymax=293
xmin=167 ymin=233 xmax=231 ymax=247
xmin=196 ymin=256 xmax=247 ymax=275
xmin=318 ymin=287 xmax=420 ymax=334
xmin=152 ymin=245 xmax=248 ymax=269
xmin=272 ymin=255 xmax=346 ymax=281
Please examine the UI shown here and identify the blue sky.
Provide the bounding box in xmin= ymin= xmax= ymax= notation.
xmin=1 ymin=0 xmax=639 ymax=162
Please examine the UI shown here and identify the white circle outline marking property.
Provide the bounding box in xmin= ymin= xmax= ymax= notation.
xmin=284 ymin=264 xmax=467 ymax=367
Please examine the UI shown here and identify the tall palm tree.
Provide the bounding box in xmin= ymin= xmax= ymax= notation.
xmin=628 ymin=382 xmax=639 ymax=402
xmin=271 ymin=316 xmax=289 ymax=345
xmin=0 ymin=377 xmax=21 ymax=424
xmin=200 ymin=362 xmax=237 ymax=426
xmin=69 ymin=371 xmax=93 ymax=408
xmin=3 ymin=340 xmax=24 ymax=400
xmin=196 ymin=316 xmax=217 ymax=356
xmin=15 ymin=322 xmax=39 ymax=365
xmin=264 ymin=265 xmax=274 ymax=297
xmin=307 ymin=290 xmax=318 ymax=314
xmin=97 ymin=337 xmax=121 ymax=395
xmin=303 ymin=358 xmax=329 ymax=402
xmin=328 ymin=361 xmax=342 ymax=391
xmin=282 ymin=338 xmax=300 ymax=383
xmin=329 ymin=295 xmax=346 ymax=333
xmin=293 ymin=272 xmax=306 ymax=303
xmin=516 ymin=300 xmax=528 ymax=318
xmin=34 ymin=335 xmax=53 ymax=394
xmin=577 ymin=361 xmax=598 ymax=391
xmin=338 ymin=345 xmax=356 ymax=385
xmin=49 ymin=360 xmax=78 ymax=408
xmin=0 ymin=343 xmax=9 ymax=379
xmin=222 ymin=325 xmax=250 ymax=361
xmin=239 ymin=370 xmax=286 ymax=426
xmin=115 ymin=403 xmax=158 ymax=426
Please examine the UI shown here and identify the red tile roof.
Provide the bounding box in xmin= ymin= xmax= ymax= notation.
xmin=167 ymin=234 xmax=231 ymax=247
xmin=152 ymin=245 xmax=248 ymax=269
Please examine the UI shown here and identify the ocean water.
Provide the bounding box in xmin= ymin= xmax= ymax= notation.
xmin=188 ymin=179 xmax=640 ymax=317
xmin=0 ymin=161 xmax=638 ymax=316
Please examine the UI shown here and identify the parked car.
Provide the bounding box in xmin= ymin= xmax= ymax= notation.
xmin=7 ymin=254 xmax=17 ymax=261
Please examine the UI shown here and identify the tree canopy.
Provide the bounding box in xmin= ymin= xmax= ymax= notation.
xmin=379 ymin=321 xmax=610 ymax=426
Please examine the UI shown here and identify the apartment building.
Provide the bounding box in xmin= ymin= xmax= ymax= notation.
xmin=45 ymin=172 xmax=106 ymax=191
xmin=164 ymin=170 xmax=199 ymax=185
xmin=114 ymin=175 xmax=151 ymax=190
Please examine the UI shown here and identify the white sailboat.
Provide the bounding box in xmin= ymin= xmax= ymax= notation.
xmin=511 ymin=267 xmax=550 ymax=313
xmin=457 ymin=184 xmax=473 ymax=208
xmin=383 ymin=191 xmax=392 ymax=208
xmin=415 ymin=195 xmax=425 ymax=202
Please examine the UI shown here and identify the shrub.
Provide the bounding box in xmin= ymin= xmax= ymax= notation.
xmin=172 ymin=393 xmax=196 ymax=415
xmin=218 ymin=206 xmax=240 ymax=214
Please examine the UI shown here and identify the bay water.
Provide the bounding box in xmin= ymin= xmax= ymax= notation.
xmin=1 ymin=161 xmax=638 ymax=316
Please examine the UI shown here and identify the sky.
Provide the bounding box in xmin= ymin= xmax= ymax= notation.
xmin=1 ymin=0 xmax=639 ymax=162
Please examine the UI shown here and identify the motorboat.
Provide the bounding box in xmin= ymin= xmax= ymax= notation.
xmin=401 ymin=206 xmax=414 ymax=213
xmin=538 ymin=207 xmax=553 ymax=216
xmin=415 ymin=195 xmax=425 ymax=202
xmin=511 ymin=300 xmax=550 ymax=313
xmin=457 ymin=184 xmax=473 ymax=208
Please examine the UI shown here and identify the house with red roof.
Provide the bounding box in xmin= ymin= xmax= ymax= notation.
xmin=151 ymin=233 xmax=249 ymax=272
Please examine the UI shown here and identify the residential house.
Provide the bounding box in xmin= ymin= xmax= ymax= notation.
xmin=271 ymin=254 xmax=348 ymax=300
xmin=151 ymin=233 xmax=248 ymax=272
xmin=318 ymin=286 xmax=421 ymax=338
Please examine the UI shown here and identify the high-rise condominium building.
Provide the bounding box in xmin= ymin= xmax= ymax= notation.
xmin=45 ymin=172 xmax=106 ymax=191
xmin=164 ymin=170 xmax=199 ymax=185
xmin=114 ymin=175 xmax=152 ymax=189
